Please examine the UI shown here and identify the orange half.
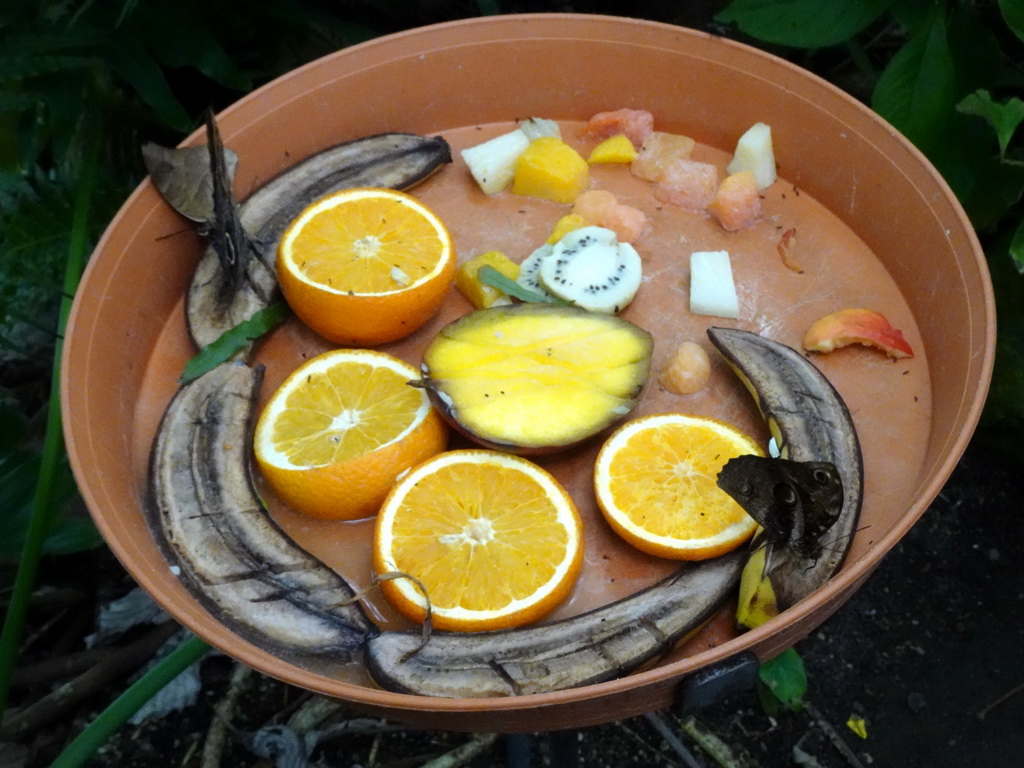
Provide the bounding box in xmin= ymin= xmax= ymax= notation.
xmin=373 ymin=450 xmax=584 ymax=631
xmin=594 ymin=413 xmax=763 ymax=560
xmin=277 ymin=187 xmax=456 ymax=345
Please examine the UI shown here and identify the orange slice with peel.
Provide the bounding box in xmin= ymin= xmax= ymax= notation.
xmin=373 ymin=449 xmax=584 ymax=632
xmin=277 ymin=187 xmax=455 ymax=345
xmin=253 ymin=349 xmax=447 ymax=521
xmin=594 ymin=413 xmax=763 ymax=560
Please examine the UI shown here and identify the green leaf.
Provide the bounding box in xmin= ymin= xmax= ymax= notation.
xmin=0 ymin=450 xmax=98 ymax=560
xmin=127 ymin=2 xmax=251 ymax=92
xmin=477 ymin=265 xmax=570 ymax=305
xmin=957 ymin=90 xmax=1024 ymax=158
xmin=758 ymin=647 xmax=807 ymax=712
xmin=0 ymin=54 xmax=93 ymax=80
xmin=105 ymin=32 xmax=190 ymax=132
xmin=716 ymin=0 xmax=897 ymax=49
xmin=180 ymin=300 xmax=290 ymax=383
xmin=977 ymin=227 xmax=1024 ymax=458
xmin=1011 ymin=216 xmax=1024 ymax=274
xmin=999 ymin=0 xmax=1024 ymax=44
xmin=872 ymin=12 xmax=956 ymax=153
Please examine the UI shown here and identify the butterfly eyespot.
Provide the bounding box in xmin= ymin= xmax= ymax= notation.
xmin=772 ymin=482 xmax=798 ymax=506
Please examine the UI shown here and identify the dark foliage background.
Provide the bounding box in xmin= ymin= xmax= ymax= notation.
xmin=1 ymin=1 xmax=1022 ymax=766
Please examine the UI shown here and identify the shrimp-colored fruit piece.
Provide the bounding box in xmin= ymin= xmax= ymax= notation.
xmin=660 ymin=341 xmax=712 ymax=395
xmin=803 ymin=308 xmax=914 ymax=358
xmin=653 ymin=159 xmax=718 ymax=211
xmin=572 ymin=189 xmax=648 ymax=243
xmin=583 ymin=108 xmax=655 ymax=148
xmin=709 ymin=171 xmax=762 ymax=231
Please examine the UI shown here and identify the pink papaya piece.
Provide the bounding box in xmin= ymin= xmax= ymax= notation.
xmin=708 ymin=171 xmax=761 ymax=231
xmin=583 ymin=108 xmax=655 ymax=148
xmin=652 ymin=159 xmax=718 ymax=211
xmin=803 ymin=308 xmax=915 ymax=359
xmin=572 ymin=189 xmax=648 ymax=243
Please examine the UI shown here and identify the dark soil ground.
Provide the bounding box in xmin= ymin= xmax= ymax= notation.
xmin=7 ymin=433 xmax=1022 ymax=768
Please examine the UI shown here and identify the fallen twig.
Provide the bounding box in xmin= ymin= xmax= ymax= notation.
xmin=804 ymin=702 xmax=867 ymax=768
xmin=46 ymin=633 xmax=211 ymax=768
xmin=616 ymin=718 xmax=677 ymax=766
xmin=200 ymin=661 xmax=252 ymax=768
xmin=286 ymin=695 xmax=342 ymax=732
xmin=418 ymin=733 xmax=498 ymax=768
xmin=977 ymin=679 xmax=1024 ymax=720
xmin=680 ymin=715 xmax=758 ymax=768
xmin=1 ymin=621 xmax=179 ymax=740
xmin=643 ymin=711 xmax=703 ymax=768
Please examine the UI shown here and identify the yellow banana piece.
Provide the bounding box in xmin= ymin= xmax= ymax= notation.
xmin=735 ymin=539 xmax=779 ymax=629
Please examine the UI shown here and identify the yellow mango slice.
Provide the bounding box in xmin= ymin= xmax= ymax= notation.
xmin=546 ymin=213 xmax=588 ymax=244
xmin=587 ymin=134 xmax=637 ymax=164
xmin=512 ymin=137 xmax=590 ymax=204
xmin=455 ymin=251 xmax=521 ymax=309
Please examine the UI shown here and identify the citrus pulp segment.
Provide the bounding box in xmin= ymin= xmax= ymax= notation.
xmin=253 ymin=349 xmax=447 ymax=521
xmin=594 ymin=413 xmax=763 ymax=560
xmin=373 ymin=450 xmax=584 ymax=631
xmin=276 ymin=187 xmax=455 ymax=345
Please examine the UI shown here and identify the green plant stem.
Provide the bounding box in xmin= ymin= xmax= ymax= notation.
xmin=48 ymin=634 xmax=211 ymax=768
xmin=0 ymin=119 xmax=101 ymax=715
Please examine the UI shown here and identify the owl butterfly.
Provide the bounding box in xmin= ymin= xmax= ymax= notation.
xmin=716 ymin=455 xmax=844 ymax=559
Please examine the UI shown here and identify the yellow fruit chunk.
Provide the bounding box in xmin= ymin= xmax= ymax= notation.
xmin=735 ymin=543 xmax=779 ymax=629
xmin=594 ymin=413 xmax=763 ymax=560
xmin=455 ymin=251 xmax=520 ymax=308
xmin=373 ymin=449 xmax=584 ymax=631
xmin=546 ymin=213 xmax=588 ymax=243
xmin=277 ymin=187 xmax=455 ymax=346
xmin=420 ymin=305 xmax=654 ymax=453
xmin=254 ymin=349 xmax=447 ymax=520
xmin=587 ymin=134 xmax=637 ymax=164
xmin=511 ymin=137 xmax=590 ymax=204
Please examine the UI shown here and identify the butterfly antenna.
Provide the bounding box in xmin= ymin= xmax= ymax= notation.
xmin=818 ymin=523 xmax=869 ymax=555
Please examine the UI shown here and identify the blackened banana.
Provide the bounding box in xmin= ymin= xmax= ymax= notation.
xmin=365 ymin=551 xmax=743 ymax=697
xmin=147 ymin=361 xmax=375 ymax=659
xmin=145 ymin=129 xmax=453 ymax=349
xmin=707 ymin=326 xmax=863 ymax=611
xmin=186 ymin=132 xmax=452 ymax=349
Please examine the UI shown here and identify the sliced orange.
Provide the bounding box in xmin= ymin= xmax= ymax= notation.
xmin=594 ymin=413 xmax=763 ymax=560
xmin=253 ymin=349 xmax=447 ymax=520
xmin=373 ymin=450 xmax=584 ymax=632
xmin=277 ymin=187 xmax=456 ymax=346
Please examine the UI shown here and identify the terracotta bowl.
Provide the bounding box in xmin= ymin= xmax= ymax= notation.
xmin=62 ymin=14 xmax=994 ymax=732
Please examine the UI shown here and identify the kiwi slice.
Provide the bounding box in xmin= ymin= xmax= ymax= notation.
xmin=538 ymin=226 xmax=642 ymax=314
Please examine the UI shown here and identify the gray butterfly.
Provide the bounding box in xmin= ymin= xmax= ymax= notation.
xmin=716 ymin=455 xmax=844 ymax=558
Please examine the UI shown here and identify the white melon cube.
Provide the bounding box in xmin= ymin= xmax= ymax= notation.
xmin=726 ymin=122 xmax=776 ymax=191
xmin=690 ymin=250 xmax=740 ymax=319
xmin=460 ymin=128 xmax=531 ymax=194
xmin=519 ymin=117 xmax=561 ymax=141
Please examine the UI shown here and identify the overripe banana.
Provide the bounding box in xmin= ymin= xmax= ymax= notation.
xmin=707 ymin=326 xmax=863 ymax=619
xmin=187 ymin=132 xmax=453 ymax=349
xmin=147 ymin=361 xmax=375 ymax=659
xmin=365 ymin=551 xmax=744 ymax=697
xmin=145 ymin=127 xmax=453 ymax=349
